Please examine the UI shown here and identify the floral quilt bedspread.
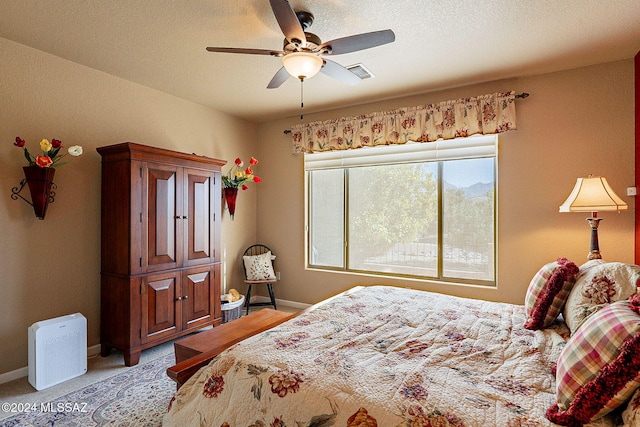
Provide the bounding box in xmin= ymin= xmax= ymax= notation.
xmin=164 ymin=285 xmax=612 ymax=427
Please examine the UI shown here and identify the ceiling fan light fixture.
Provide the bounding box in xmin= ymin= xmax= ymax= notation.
xmin=282 ymin=52 xmax=323 ymax=80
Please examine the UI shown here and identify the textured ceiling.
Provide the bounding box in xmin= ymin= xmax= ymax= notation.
xmin=1 ymin=0 xmax=640 ymax=122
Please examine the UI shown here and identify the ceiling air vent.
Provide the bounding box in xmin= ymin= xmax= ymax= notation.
xmin=347 ymin=63 xmax=375 ymax=79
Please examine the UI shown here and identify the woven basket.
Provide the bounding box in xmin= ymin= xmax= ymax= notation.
xmin=221 ymin=295 xmax=245 ymax=323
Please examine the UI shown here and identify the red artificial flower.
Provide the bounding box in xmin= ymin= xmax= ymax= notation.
xmin=51 ymin=138 xmax=62 ymax=148
xmin=35 ymin=155 xmax=53 ymax=168
xmin=222 ymin=155 xmax=262 ymax=192
xmin=14 ymin=137 xmax=25 ymax=147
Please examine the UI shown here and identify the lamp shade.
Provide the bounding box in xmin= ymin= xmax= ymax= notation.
xmin=559 ymin=176 xmax=628 ymax=213
xmin=282 ymin=52 xmax=323 ymax=80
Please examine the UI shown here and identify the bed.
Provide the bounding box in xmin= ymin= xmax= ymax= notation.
xmin=164 ymin=262 xmax=640 ymax=427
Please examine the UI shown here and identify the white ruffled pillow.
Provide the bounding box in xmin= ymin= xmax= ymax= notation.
xmin=563 ymin=260 xmax=640 ymax=334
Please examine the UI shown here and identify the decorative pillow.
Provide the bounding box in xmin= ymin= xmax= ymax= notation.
xmin=546 ymin=295 xmax=640 ymax=425
xmin=523 ymin=257 xmax=578 ymax=330
xmin=563 ymin=260 xmax=640 ymax=334
xmin=243 ymin=251 xmax=276 ymax=281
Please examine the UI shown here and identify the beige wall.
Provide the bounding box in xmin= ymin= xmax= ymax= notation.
xmin=257 ymin=59 xmax=636 ymax=307
xmin=0 ymin=38 xmax=259 ymax=375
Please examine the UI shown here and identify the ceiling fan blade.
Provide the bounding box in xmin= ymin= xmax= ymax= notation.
xmin=206 ymin=47 xmax=284 ymax=56
xmin=269 ymin=0 xmax=306 ymax=45
xmin=318 ymin=29 xmax=395 ymax=55
xmin=320 ymin=59 xmax=361 ymax=86
xmin=267 ymin=66 xmax=291 ymax=89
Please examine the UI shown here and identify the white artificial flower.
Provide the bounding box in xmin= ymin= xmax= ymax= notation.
xmin=68 ymin=145 xmax=83 ymax=157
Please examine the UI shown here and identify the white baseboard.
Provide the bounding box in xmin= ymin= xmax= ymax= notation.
xmin=0 ymin=344 xmax=101 ymax=386
xmin=0 ymin=367 xmax=28 ymax=385
xmin=250 ymin=296 xmax=311 ymax=310
xmin=87 ymin=344 xmax=102 ymax=358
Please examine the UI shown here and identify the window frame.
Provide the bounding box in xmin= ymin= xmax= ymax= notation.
xmin=304 ymin=135 xmax=498 ymax=287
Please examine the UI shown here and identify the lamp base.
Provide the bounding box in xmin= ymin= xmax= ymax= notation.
xmin=587 ymin=250 xmax=602 ymax=260
xmin=586 ymin=216 xmax=602 ymax=260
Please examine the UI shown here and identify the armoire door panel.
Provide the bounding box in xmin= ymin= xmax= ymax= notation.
xmin=191 ymin=273 xmax=210 ymax=314
xmin=147 ymin=167 xmax=180 ymax=269
xmin=185 ymin=169 xmax=213 ymax=265
xmin=142 ymin=274 xmax=179 ymax=341
xmin=192 ymin=180 xmax=208 ymax=254
xmin=183 ymin=267 xmax=213 ymax=329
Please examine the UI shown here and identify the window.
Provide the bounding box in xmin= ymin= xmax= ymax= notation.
xmin=305 ymin=135 xmax=497 ymax=285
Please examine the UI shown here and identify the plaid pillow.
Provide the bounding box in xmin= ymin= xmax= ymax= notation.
xmin=546 ymin=295 xmax=640 ymax=425
xmin=523 ymin=258 xmax=578 ymax=330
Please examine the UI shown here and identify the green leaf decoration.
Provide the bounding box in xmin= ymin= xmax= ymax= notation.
xmin=22 ymin=147 xmax=33 ymax=165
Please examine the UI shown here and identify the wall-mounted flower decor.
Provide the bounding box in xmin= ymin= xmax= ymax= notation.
xmin=221 ymin=157 xmax=262 ymax=220
xmin=11 ymin=136 xmax=84 ymax=219
xmin=222 ymin=157 xmax=261 ymax=189
xmin=14 ymin=136 xmax=83 ymax=167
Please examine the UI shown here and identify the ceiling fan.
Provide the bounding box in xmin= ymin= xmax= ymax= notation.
xmin=206 ymin=0 xmax=395 ymax=89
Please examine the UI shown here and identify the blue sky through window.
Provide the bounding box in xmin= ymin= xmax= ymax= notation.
xmin=444 ymin=158 xmax=494 ymax=188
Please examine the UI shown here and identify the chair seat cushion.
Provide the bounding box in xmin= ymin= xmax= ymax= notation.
xmin=243 ymin=251 xmax=276 ymax=281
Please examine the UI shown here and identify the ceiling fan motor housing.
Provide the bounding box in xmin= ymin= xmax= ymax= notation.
xmin=283 ymin=32 xmax=323 ymax=53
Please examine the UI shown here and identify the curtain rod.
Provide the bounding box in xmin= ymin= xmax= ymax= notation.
xmin=282 ymin=92 xmax=529 ymax=135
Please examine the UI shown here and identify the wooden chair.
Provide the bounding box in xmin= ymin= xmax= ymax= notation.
xmin=242 ymin=244 xmax=277 ymax=315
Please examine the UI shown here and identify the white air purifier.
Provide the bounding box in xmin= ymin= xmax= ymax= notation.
xmin=28 ymin=313 xmax=87 ymax=390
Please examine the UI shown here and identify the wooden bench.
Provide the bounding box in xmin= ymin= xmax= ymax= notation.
xmin=167 ymin=308 xmax=297 ymax=388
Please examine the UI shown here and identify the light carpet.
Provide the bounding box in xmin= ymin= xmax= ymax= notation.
xmin=0 ymin=352 xmax=175 ymax=426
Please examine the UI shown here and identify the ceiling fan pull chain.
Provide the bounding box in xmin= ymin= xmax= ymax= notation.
xmin=300 ymin=77 xmax=304 ymax=120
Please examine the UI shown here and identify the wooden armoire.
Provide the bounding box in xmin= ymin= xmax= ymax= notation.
xmin=97 ymin=142 xmax=225 ymax=366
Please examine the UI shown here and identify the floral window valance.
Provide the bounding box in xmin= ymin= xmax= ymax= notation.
xmin=291 ymin=91 xmax=517 ymax=154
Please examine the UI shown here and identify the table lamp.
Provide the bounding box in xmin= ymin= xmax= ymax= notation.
xmin=559 ymin=175 xmax=628 ymax=260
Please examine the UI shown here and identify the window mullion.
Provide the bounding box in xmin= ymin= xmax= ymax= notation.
xmin=437 ymin=161 xmax=444 ymax=280
xmin=344 ymin=168 xmax=349 ymax=271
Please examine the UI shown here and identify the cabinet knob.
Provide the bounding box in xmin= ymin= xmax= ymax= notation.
xmin=182 ymin=216 xmax=188 ymax=219
xmin=183 ymin=295 xmax=189 ymax=299
xmin=176 ymin=296 xmax=183 ymax=301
